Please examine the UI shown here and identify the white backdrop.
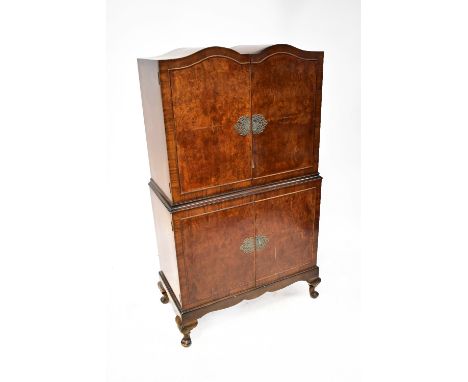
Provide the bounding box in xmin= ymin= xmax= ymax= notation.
xmin=107 ymin=1 xmax=360 ymax=381
xmin=2 ymin=1 xmax=467 ymax=382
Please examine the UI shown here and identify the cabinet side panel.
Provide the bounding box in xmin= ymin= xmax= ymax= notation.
xmin=138 ymin=59 xmax=172 ymax=200
xmin=150 ymin=192 xmax=180 ymax=301
xmin=313 ymin=55 xmax=324 ymax=171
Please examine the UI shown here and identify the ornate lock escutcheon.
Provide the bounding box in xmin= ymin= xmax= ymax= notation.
xmin=252 ymin=114 xmax=268 ymax=135
xmin=235 ymin=114 xmax=268 ymax=136
xmin=234 ymin=115 xmax=251 ymax=136
xmin=255 ymin=234 xmax=269 ymax=251
xmin=240 ymin=235 xmax=269 ymax=253
xmin=240 ymin=237 xmax=255 ymax=254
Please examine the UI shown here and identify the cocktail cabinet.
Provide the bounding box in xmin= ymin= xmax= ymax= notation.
xmin=138 ymin=44 xmax=324 ymax=347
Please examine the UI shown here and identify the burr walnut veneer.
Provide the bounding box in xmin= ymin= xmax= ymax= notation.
xmin=138 ymin=44 xmax=324 ymax=347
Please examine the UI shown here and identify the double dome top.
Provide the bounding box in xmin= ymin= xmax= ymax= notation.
xmin=143 ymin=44 xmax=321 ymax=61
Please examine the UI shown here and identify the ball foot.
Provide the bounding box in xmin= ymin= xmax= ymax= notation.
xmin=181 ymin=336 xmax=192 ymax=347
xmin=176 ymin=316 xmax=198 ymax=348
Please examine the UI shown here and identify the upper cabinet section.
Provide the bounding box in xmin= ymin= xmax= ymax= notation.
xmin=139 ymin=45 xmax=324 ymax=203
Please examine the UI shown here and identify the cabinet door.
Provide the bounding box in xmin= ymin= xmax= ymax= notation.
xmin=179 ymin=203 xmax=255 ymax=309
xmin=169 ymin=56 xmax=252 ymax=195
xmin=251 ymin=51 xmax=322 ymax=181
xmin=254 ymin=186 xmax=319 ymax=285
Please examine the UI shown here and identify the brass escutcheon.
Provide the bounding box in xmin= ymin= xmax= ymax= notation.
xmin=252 ymin=114 xmax=268 ymax=134
xmin=240 ymin=234 xmax=269 ymax=253
xmin=234 ymin=115 xmax=250 ymax=136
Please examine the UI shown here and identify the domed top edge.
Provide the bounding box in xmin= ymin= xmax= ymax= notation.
xmin=140 ymin=44 xmax=320 ymax=61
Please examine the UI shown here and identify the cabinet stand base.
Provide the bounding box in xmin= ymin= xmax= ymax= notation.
xmin=157 ymin=267 xmax=320 ymax=347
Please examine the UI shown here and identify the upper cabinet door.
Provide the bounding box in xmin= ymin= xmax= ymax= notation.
xmin=250 ymin=46 xmax=323 ymax=183
xmin=167 ymin=52 xmax=252 ymax=197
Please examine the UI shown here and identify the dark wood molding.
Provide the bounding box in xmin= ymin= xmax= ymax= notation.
xmin=149 ymin=173 xmax=322 ymax=214
xmin=148 ymin=180 xmax=173 ymax=212
xmin=159 ymin=271 xmax=183 ymax=313
xmin=159 ymin=267 xmax=320 ymax=323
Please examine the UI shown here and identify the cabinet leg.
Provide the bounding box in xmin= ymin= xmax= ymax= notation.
xmin=308 ymin=277 xmax=321 ymax=299
xmin=175 ymin=316 xmax=198 ymax=348
xmin=157 ymin=281 xmax=169 ymax=304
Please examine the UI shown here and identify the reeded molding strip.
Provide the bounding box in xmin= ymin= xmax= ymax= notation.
xmin=149 ymin=173 xmax=322 ymax=213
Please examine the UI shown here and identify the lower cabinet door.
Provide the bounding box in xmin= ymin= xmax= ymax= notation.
xmin=254 ymin=185 xmax=320 ymax=285
xmin=178 ymin=203 xmax=256 ymax=309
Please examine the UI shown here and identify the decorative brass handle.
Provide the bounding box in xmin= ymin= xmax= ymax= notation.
xmin=240 ymin=234 xmax=269 ymax=254
xmin=234 ymin=114 xmax=268 ymax=136
xmin=252 ymin=114 xmax=268 ymax=135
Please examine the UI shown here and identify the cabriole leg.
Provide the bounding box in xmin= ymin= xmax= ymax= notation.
xmin=308 ymin=277 xmax=321 ymax=299
xmin=157 ymin=281 xmax=169 ymax=304
xmin=175 ymin=316 xmax=198 ymax=348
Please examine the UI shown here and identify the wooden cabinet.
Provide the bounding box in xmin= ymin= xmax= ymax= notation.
xmin=139 ymin=45 xmax=324 ymax=347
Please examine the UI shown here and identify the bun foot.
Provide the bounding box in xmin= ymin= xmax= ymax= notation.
xmin=176 ymin=316 xmax=198 ymax=348
xmin=157 ymin=281 xmax=169 ymax=304
xmin=181 ymin=335 xmax=192 ymax=347
xmin=308 ymin=277 xmax=321 ymax=299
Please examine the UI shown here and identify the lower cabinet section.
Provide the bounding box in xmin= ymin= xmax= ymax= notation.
xmin=151 ymin=175 xmax=322 ymax=347
xmin=172 ymin=178 xmax=321 ymax=310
